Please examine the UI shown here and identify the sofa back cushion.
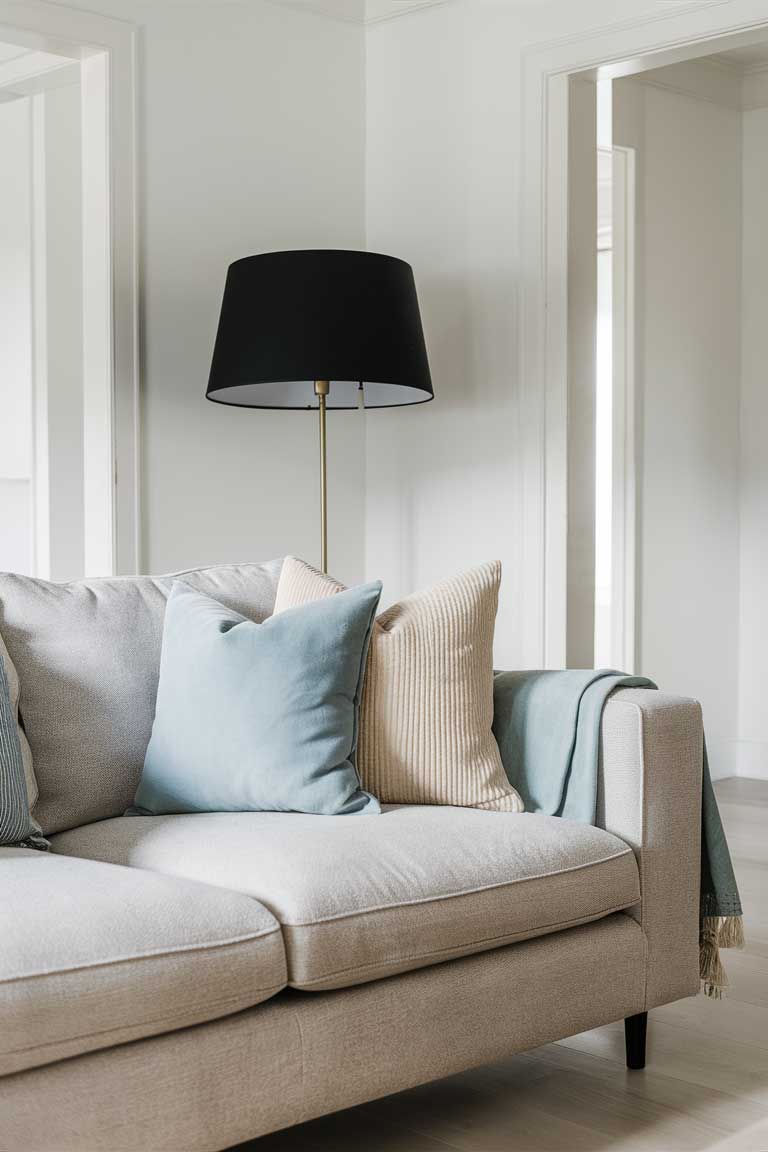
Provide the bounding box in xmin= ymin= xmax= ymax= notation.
xmin=0 ymin=561 xmax=281 ymax=835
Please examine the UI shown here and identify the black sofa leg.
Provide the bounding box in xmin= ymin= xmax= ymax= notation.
xmin=624 ymin=1012 xmax=647 ymax=1070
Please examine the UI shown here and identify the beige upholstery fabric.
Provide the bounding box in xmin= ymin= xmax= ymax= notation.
xmin=0 ymin=561 xmax=281 ymax=834
xmin=52 ymin=806 xmax=639 ymax=991
xmin=0 ymin=914 xmax=646 ymax=1151
xmin=0 ymin=847 xmax=286 ymax=1076
xmin=0 ymin=634 xmax=36 ymax=810
xmin=598 ymin=688 xmax=703 ymax=1009
xmin=274 ymin=556 xmax=523 ymax=811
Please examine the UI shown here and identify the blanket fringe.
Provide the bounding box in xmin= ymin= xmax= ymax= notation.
xmin=700 ymin=920 xmax=726 ymax=998
xmin=718 ymin=915 xmax=745 ymax=950
xmin=700 ymin=916 xmax=745 ymax=998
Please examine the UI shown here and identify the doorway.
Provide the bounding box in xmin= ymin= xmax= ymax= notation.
xmin=563 ymin=34 xmax=768 ymax=780
xmin=0 ymin=1 xmax=138 ymax=578
xmin=0 ymin=43 xmax=84 ymax=578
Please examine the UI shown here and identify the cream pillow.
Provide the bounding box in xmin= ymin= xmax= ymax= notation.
xmin=275 ymin=557 xmax=523 ymax=812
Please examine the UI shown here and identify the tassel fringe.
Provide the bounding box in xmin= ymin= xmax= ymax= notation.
xmin=700 ymin=916 xmax=745 ymax=999
xmin=700 ymin=919 xmax=726 ymax=998
xmin=718 ymin=915 xmax=745 ymax=950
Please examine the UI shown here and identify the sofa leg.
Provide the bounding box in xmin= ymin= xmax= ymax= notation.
xmin=624 ymin=1012 xmax=647 ymax=1070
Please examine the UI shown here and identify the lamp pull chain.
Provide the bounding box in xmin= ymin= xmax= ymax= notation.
xmin=314 ymin=380 xmax=330 ymax=573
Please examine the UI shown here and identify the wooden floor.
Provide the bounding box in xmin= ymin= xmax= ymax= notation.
xmin=249 ymin=778 xmax=768 ymax=1151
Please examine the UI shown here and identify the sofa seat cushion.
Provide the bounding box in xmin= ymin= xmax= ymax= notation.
xmin=0 ymin=848 xmax=287 ymax=1077
xmin=51 ymin=807 xmax=639 ymax=992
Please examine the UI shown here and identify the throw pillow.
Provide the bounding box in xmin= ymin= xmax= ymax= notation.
xmin=274 ymin=557 xmax=524 ymax=812
xmin=0 ymin=634 xmax=37 ymax=811
xmin=0 ymin=652 xmax=47 ymax=849
xmin=131 ymin=579 xmax=383 ymax=817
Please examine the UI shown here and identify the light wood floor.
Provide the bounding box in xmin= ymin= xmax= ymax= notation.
xmin=250 ymin=778 xmax=768 ymax=1151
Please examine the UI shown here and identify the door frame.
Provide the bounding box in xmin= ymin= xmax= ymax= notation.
xmin=609 ymin=143 xmax=636 ymax=675
xmin=519 ymin=0 xmax=768 ymax=667
xmin=0 ymin=0 xmax=138 ymax=575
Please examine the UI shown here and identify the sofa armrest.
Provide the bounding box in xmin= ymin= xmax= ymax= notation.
xmin=598 ymin=688 xmax=703 ymax=1009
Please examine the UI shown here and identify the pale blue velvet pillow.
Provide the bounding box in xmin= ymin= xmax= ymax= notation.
xmin=131 ymin=580 xmax=382 ymax=816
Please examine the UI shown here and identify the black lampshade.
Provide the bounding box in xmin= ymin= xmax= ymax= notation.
xmin=206 ymin=249 xmax=433 ymax=410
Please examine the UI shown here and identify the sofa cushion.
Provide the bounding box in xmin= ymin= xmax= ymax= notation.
xmin=0 ymin=561 xmax=281 ymax=834
xmin=51 ymin=806 xmax=640 ymax=992
xmin=0 ymin=847 xmax=287 ymax=1076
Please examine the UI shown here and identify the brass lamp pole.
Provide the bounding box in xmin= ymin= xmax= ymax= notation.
xmin=315 ymin=379 xmax=329 ymax=573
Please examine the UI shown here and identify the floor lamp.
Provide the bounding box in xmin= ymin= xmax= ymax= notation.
xmin=206 ymin=249 xmax=433 ymax=573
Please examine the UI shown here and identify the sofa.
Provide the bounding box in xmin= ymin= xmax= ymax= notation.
xmin=0 ymin=561 xmax=703 ymax=1152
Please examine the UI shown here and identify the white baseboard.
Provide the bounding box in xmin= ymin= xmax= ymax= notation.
xmin=733 ymin=740 xmax=768 ymax=781
xmin=708 ymin=738 xmax=768 ymax=781
xmin=706 ymin=739 xmax=740 ymax=781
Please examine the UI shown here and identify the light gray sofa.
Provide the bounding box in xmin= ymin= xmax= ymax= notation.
xmin=0 ymin=562 xmax=703 ymax=1152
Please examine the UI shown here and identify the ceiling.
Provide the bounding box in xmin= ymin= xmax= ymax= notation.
xmin=0 ymin=40 xmax=77 ymax=102
xmin=0 ymin=42 xmax=29 ymax=65
xmin=712 ymin=42 xmax=768 ymax=72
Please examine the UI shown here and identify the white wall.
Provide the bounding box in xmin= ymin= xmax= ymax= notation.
xmin=366 ymin=1 xmax=527 ymax=665
xmin=48 ymin=0 xmax=367 ymax=584
xmin=613 ymin=74 xmax=742 ymax=777
xmin=738 ymin=105 xmax=768 ymax=780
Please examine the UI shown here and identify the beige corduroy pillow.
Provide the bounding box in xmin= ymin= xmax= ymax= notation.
xmin=274 ymin=556 xmax=523 ymax=812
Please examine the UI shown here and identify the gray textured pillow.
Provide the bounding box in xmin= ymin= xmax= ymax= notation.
xmin=0 ymin=657 xmax=46 ymax=849
xmin=0 ymin=561 xmax=282 ymax=835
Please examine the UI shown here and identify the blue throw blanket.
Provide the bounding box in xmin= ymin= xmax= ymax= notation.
xmin=492 ymin=669 xmax=743 ymax=998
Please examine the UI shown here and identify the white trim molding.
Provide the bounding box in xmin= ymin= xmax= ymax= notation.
xmin=0 ymin=0 xmax=139 ymax=575
xmin=732 ymin=741 xmax=768 ymax=781
xmin=519 ymin=0 xmax=768 ymax=667
xmin=263 ymin=0 xmax=454 ymax=26
xmin=609 ymin=145 xmax=636 ymax=675
xmin=708 ymin=738 xmax=768 ymax=781
xmin=262 ymin=0 xmax=365 ymax=26
xmin=365 ymin=0 xmax=455 ymax=25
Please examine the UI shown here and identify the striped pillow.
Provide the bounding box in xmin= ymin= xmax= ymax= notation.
xmin=275 ymin=557 xmax=523 ymax=812
xmin=1 ymin=634 xmax=38 ymax=811
xmin=0 ymin=652 xmax=46 ymax=849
